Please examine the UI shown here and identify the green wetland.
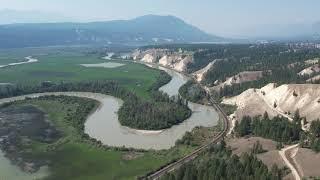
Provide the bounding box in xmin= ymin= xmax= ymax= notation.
xmin=0 ymin=48 xmax=219 ymax=179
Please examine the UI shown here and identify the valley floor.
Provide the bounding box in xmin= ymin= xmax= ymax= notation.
xmin=0 ymin=96 xmax=196 ymax=180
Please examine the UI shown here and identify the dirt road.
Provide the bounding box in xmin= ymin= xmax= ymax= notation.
xmin=279 ymin=144 xmax=301 ymax=180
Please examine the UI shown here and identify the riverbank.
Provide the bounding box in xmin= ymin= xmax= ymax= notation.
xmin=0 ymin=53 xmax=221 ymax=179
xmin=0 ymin=91 xmax=217 ymax=150
xmin=0 ymin=95 xmax=196 ymax=180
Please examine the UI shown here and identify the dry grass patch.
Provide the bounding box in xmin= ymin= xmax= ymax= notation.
xmin=227 ymin=136 xmax=291 ymax=176
xmin=294 ymin=148 xmax=320 ymax=178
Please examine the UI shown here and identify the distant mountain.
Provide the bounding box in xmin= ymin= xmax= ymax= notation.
xmin=0 ymin=15 xmax=223 ymax=48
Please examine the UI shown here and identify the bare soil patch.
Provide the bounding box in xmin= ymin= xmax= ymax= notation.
xmin=223 ymin=83 xmax=320 ymax=122
xmin=227 ymin=136 xmax=277 ymax=155
xmin=294 ymin=148 xmax=320 ymax=178
xmin=227 ymin=137 xmax=291 ymax=176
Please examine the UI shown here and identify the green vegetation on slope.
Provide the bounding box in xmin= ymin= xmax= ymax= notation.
xmin=145 ymin=44 xmax=320 ymax=98
xmin=175 ymin=126 xmax=221 ymax=147
xmin=300 ymin=120 xmax=320 ymax=152
xmin=234 ymin=112 xmax=302 ymax=144
xmin=234 ymin=112 xmax=320 ymax=153
xmin=178 ymin=80 xmax=208 ymax=104
xmin=161 ymin=141 xmax=286 ymax=180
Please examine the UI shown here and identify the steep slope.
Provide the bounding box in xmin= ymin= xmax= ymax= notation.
xmin=223 ymin=83 xmax=320 ymax=122
xmin=298 ymin=64 xmax=320 ymax=76
xmin=0 ymin=15 xmax=222 ymax=48
xmin=307 ymin=74 xmax=320 ymax=82
xmin=132 ymin=48 xmax=194 ymax=72
xmin=208 ymin=71 xmax=264 ymax=92
xmin=193 ymin=60 xmax=219 ymax=82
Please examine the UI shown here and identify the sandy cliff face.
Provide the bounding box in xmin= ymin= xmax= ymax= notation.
xmin=132 ymin=50 xmax=143 ymax=60
xmin=224 ymin=71 xmax=264 ymax=85
xmin=193 ymin=60 xmax=217 ymax=82
xmin=208 ymin=71 xmax=264 ymax=92
xmin=141 ymin=54 xmax=157 ymax=63
xmin=132 ymin=49 xmax=194 ymax=72
xmin=158 ymin=55 xmax=174 ymax=66
xmin=132 ymin=48 xmax=167 ymax=62
xmin=158 ymin=54 xmax=193 ymax=72
xmin=223 ymin=83 xmax=320 ymax=122
xmin=298 ymin=62 xmax=320 ymax=76
xmin=307 ymin=74 xmax=320 ymax=83
xmin=173 ymin=55 xmax=193 ymax=72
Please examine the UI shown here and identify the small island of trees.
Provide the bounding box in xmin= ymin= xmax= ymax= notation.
xmin=0 ymin=71 xmax=191 ymax=130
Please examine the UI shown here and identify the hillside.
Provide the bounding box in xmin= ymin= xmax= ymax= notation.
xmin=132 ymin=48 xmax=195 ymax=72
xmin=0 ymin=15 xmax=222 ymax=48
xmin=223 ymin=83 xmax=320 ymax=122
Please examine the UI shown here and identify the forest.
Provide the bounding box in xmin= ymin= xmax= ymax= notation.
xmin=161 ymin=141 xmax=286 ymax=180
xmin=300 ymin=120 xmax=320 ymax=152
xmin=140 ymin=44 xmax=320 ymax=98
xmin=201 ymin=45 xmax=320 ymax=97
xmin=234 ymin=112 xmax=302 ymax=144
xmin=234 ymin=112 xmax=320 ymax=152
xmin=178 ymin=80 xmax=207 ymax=104
xmin=119 ymin=92 xmax=190 ymax=130
xmin=119 ymin=70 xmax=191 ymax=130
xmin=0 ymin=71 xmax=191 ymax=130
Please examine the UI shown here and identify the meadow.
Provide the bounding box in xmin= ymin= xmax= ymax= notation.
xmin=0 ymin=47 xmax=195 ymax=179
xmin=0 ymin=47 xmax=159 ymax=98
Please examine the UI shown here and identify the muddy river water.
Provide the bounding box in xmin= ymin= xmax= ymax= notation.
xmin=85 ymin=64 xmax=219 ymax=150
xmin=0 ymin=63 xmax=219 ymax=178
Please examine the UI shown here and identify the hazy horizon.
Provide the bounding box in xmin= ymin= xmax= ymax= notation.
xmin=1 ymin=0 xmax=320 ymax=38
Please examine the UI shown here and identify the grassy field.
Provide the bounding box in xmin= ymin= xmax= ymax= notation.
xmin=0 ymin=49 xmax=159 ymax=98
xmin=0 ymin=47 xmax=198 ymax=179
xmin=8 ymin=97 xmax=194 ymax=180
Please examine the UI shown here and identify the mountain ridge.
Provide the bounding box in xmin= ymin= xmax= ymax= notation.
xmin=0 ymin=15 xmax=223 ymax=48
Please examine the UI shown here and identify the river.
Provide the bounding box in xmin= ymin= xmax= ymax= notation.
xmin=0 ymin=62 xmax=219 ymax=178
xmin=83 ymin=64 xmax=219 ymax=149
xmin=0 ymin=56 xmax=38 ymax=68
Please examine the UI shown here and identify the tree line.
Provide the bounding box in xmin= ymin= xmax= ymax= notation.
xmin=0 ymin=74 xmax=191 ymax=130
xmin=234 ymin=112 xmax=302 ymax=144
xmin=300 ymin=120 xmax=320 ymax=152
xmin=160 ymin=141 xmax=286 ymax=180
xmin=234 ymin=112 xmax=320 ymax=152
xmin=193 ymin=44 xmax=320 ymax=97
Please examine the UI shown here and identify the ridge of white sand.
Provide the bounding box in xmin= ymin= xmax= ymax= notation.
xmin=298 ymin=64 xmax=320 ymax=76
xmin=193 ymin=60 xmax=217 ymax=82
xmin=223 ymin=83 xmax=320 ymax=122
xmin=141 ymin=54 xmax=157 ymax=63
xmin=307 ymin=74 xmax=320 ymax=83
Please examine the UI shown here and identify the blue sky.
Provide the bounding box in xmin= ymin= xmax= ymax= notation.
xmin=1 ymin=0 xmax=320 ymax=37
